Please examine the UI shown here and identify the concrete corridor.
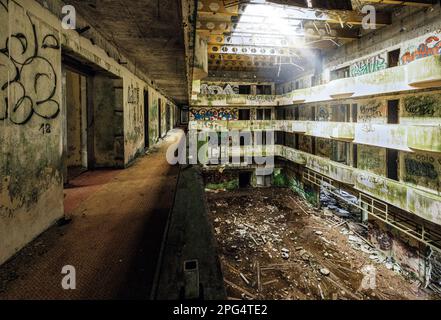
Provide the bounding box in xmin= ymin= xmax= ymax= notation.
xmin=0 ymin=131 xmax=181 ymax=300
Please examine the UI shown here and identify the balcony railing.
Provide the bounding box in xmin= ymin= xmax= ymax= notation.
xmin=203 ymin=144 xmax=441 ymax=226
xmin=189 ymin=120 xmax=441 ymax=153
xmin=192 ymin=56 xmax=441 ymax=106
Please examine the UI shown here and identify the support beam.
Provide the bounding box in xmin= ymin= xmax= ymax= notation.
xmin=358 ymin=0 xmax=436 ymax=7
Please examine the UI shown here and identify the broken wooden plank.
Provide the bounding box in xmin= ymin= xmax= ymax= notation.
xmin=224 ymin=279 xmax=257 ymax=299
xmin=256 ymin=261 xmax=262 ymax=292
xmin=323 ymin=276 xmax=361 ymax=300
xmin=289 ymin=196 xmax=310 ymax=216
xmin=240 ymin=273 xmax=250 ymax=286
xmin=318 ymin=284 xmax=325 ymax=299
xmin=249 ymin=234 xmax=259 ymax=245
xmin=262 ymin=279 xmax=278 ymax=286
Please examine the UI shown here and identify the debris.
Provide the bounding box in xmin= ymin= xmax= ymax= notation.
xmin=256 ymin=261 xmax=262 ymax=291
xmin=207 ymin=187 xmax=431 ymax=301
xmin=262 ymin=279 xmax=278 ymax=286
xmin=318 ymin=284 xmax=325 ymax=299
xmin=240 ymin=273 xmax=250 ymax=286
xmin=224 ymin=279 xmax=256 ymax=300
xmin=320 ymin=268 xmax=331 ymax=276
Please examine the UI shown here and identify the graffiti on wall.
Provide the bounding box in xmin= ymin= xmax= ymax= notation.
xmin=317 ymin=105 xmax=330 ymax=121
xmin=403 ymin=153 xmax=440 ymax=192
xmin=358 ymin=101 xmax=384 ymax=132
xmin=405 ymin=158 xmax=438 ymax=180
xmin=357 ymin=173 xmax=389 ymax=194
xmin=403 ymin=95 xmax=438 ymax=117
xmin=0 ymin=5 xmax=60 ymax=125
xmin=190 ymin=108 xmax=238 ymax=121
xmin=127 ymin=83 xmax=140 ymax=105
xmin=247 ymin=95 xmax=276 ymax=103
xmin=299 ymin=135 xmax=312 ymax=153
xmin=316 ymin=138 xmax=331 ymax=158
xmin=400 ymin=35 xmax=441 ymax=65
xmin=200 ymin=83 xmax=239 ymax=95
xmin=350 ymin=53 xmax=387 ymax=77
xmin=357 ymin=146 xmax=385 ymax=176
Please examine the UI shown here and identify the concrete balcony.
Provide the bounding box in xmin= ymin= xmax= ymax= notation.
xmin=190 ymin=120 xmax=441 ymax=154
xmin=192 ymin=56 xmax=441 ymax=107
xmin=215 ymin=145 xmax=441 ymax=226
xmin=407 ymin=55 xmax=441 ymax=89
xmin=305 ymin=121 xmax=355 ymax=141
xmin=355 ymin=171 xmax=441 ymax=226
xmin=407 ymin=125 xmax=441 ymax=153
xmin=287 ymin=55 xmax=441 ymax=104
xmin=354 ymin=124 xmax=441 ymax=153
xmin=191 ymin=94 xmax=278 ymax=107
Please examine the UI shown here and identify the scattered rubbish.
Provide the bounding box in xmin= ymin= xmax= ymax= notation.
xmin=320 ymin=268 xmax=330 ymax=276
xmin=207 ymin=187 xmax=432 ymax=300
xmin=240 ymin=273 xmax=250 ymax=286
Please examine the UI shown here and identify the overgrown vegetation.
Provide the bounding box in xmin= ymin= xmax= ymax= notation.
xmin=273 ymin=169 xmax=288 ymax=187
xmin=288 ymin=178 xmax=318 ymax=206
xmin=206 ymin=179 xmax=239 ymax=191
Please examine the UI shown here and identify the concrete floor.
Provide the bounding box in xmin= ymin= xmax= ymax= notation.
xmin=0 ymin=131 xmax=181 ymax=300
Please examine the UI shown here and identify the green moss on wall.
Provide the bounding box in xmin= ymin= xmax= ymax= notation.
xmin=273 ymin=169 xmax=288 ymax=187
xmin=206 ymin=179 xmax=239 ymax=191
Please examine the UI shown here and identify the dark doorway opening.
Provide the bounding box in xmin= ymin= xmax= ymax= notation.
xmin=353 ymin=144 xmax=358 ymax=168
xmin=158 ymin=98 xmax=162 ymax=139
xmin=387 ymin=149 xmax=399 ymax=181
xmin=239 ymin=85 xmax=251 ymax=94
xmin=63 ymin=67 xmax=91 ymax=184
xmin=387 ymin=100 xmax=400 ymax=124
xmin=239 ymin=172 xmax=252 ymax=188
xmin=388 ymin=49 xmax=401 ymax=68
xmin=239 ymin=109 xmax=251 ymax=120
xmin=294 ymin=107 xmax=300 ymax=120
xmin=351 ymin=104 xmax=358 ymax=122
xmin=144 ymin=90 xmax=149 ymax=149
xmin=166 ymin=103 xmax=171 ymax=132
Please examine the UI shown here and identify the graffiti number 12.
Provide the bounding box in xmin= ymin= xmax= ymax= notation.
xmin=40 ymin=123 xmax=52 ymax=135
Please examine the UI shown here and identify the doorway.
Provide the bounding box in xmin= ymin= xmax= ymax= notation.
xmin=387 ymin=100 xmax=400 ymax=124
xmin=239 ymin=109 xmax=251 ymax=120
xmin=239 ymin=172 xmax=252 ymax=188
xmin=144 ymin=90 xmax=149 ymax=149
xmin=387 ymin=149 xmax=399 ymax=181
xmin=388 ymin=49 xmax=400 ymax=68
xmin=158 ymin=98 xmax=162 ymax=139
xmin=63 ymin=68 xmax=90 ymax=184
xmin=166 ymin=103 xmax=171 ymax=132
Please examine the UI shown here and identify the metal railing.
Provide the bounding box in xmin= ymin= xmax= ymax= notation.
xmin=303 ymin=168 xmax=441 ymax=253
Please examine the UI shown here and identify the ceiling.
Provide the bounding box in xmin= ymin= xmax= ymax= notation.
xmin=66 ymin=0 xmax=188 ymax=105
xmin=196 ymin=0 xmax=436 ymax=82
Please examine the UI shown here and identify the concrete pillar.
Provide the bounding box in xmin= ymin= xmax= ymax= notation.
xmin=361 ymin=202 xmax=369 ymax=223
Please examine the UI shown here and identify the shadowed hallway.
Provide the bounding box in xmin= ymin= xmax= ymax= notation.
xmin=0 ymin=131 xmax=182 ymax=300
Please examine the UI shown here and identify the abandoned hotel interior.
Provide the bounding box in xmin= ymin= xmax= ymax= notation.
xmin=2 ymin=0 xmax=441 ymax=304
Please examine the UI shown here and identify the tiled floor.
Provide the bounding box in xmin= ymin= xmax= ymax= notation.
xmin=0 ymin=131 xmax=181 ymax=300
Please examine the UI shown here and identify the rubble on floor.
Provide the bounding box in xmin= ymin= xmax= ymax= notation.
xmin=320 ymin=184 xmax=361 ymax=219
xmin=206 ymin=187 xmax=435 ymax=300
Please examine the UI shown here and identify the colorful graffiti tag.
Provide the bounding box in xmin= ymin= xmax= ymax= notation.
xmin=400 ymin=35 xmax=441 ymax=65
xmin=190 ymin=108 xmax=238 ymax=121
xmin=350 ymin=53 xmax=387 ymax=77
